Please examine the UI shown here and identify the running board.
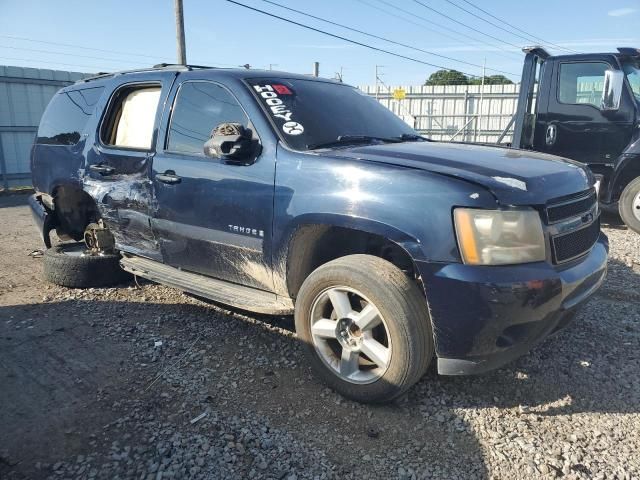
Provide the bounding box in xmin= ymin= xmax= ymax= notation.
xmin=120 ymin=254 xmax=294 ymax=315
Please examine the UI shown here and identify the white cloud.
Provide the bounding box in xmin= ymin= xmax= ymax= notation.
xmin=608 ymin=7 xmax=637 ymax=16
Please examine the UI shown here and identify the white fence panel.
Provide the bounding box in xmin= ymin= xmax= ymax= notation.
xmin=360 ymin=84 xmax=520 ymax=144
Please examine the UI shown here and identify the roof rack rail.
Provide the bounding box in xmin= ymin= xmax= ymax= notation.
xmin=152 ymin=63 xmax=214 ymax=70
xmin=79 ymin=63 xmax=216 ymax=83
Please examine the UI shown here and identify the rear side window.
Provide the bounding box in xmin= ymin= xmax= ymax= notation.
xmin=558 ymin=62 xmax=608 ymax=107
xmin=36 ymin=87 xmax=104 ymax=145
xmin=167 ymin=81 xmax=248 ymax=155
xmin=101 ymin=85 xmax=161 ymax=150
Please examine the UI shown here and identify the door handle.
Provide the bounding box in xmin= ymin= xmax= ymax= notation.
xmin=545 ymin=124 xmax=557 ymax=146
xmin=89 ymin=164 xmax=115 ymax=176
xmin=156 ymin=171 xmax=182 ymax=185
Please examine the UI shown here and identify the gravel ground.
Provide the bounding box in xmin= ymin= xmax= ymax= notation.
xmin=0 ymin=193 xmax=639 ymax=480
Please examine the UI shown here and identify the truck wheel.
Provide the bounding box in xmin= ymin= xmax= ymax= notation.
xmin=43 ymin=242 xmax=130 ymax=288
xmin=619 ymin=177 xmax=640 ymax=234
xmin=294 ymin=254 xmax=433 ymax=404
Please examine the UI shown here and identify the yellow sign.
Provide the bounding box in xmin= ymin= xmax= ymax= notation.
xmin=393 ymin=88 xmax=406 ymax=100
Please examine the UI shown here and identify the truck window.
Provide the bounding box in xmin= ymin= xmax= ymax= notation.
xmin=167 ymin=81 xmax=248 ymax=155
xmin=101 ymin=85 xmax=161 ymax=150
xmin=36 ymin=87 xmax=104 ymax=146
xmin=623 ymin=60 xmax=640 ymax=100
xmin=558 ymin=62 xmax=608 ymax=107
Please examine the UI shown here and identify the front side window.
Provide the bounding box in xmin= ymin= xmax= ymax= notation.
xmin=246 ymin=78 xmax=417 ymax=151
xmin=37 ymin=87 xmax=104 ymax=145
xmin=102 ymin=85 xmax=161 ymax=150
xmin=623 ymin=60 xmax=640 ymax=100
xmin=558 ymin=62 xmax=608 ymax=107
xmin=167 ymin=81 xmax=248 ymax=155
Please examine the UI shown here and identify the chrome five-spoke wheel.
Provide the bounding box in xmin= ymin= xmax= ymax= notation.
xmin=295 ymin=254 xmax=434 ymax=403
xmin=310 ymin=286 xmax=391 ymax=384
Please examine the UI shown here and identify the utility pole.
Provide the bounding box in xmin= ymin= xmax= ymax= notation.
xmin=313 ymin=62 xmax=320 ymax=77
xmin=174 ymin=0 xmax=187 ymax=65
xmin=269 ymin=63 xmax=279 ymax=70
xmin=477 ymin=57 xmax=486 ymax=142
xmin=375 ymin=65 xmax=384 ymax=99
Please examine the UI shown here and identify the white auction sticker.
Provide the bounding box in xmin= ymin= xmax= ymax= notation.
xmin=282 ymin=121 xmax=304 ymax=135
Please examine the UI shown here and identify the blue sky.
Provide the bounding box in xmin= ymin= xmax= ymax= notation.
xmin=0 ymin=0 xmax=638 ymax=85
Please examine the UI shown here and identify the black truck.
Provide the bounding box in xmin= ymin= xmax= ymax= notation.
xmin=29 ymin=65 xmax=607 ymax=403
xmin=511 ymin=46 xmax=640 ymax=232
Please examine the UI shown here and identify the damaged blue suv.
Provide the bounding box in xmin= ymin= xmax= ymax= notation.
xmin=29 ymin=65 xmax=608 ymax=403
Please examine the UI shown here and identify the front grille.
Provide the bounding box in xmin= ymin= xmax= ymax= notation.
xmin=552 ymin=218 xmax=601 ymax=263
xmin=546 ymin=191 xmax=597 ymax=223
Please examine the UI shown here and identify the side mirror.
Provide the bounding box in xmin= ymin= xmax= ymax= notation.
xmin=601 ymin=69 xmax=624 ymax=111
xmin=204 ymin=123 xmax=257 ymax=163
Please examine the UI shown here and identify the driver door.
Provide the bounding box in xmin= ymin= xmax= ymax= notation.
xmin=151 ymin=80 xmax=276 ymax=291
xmin=535 ymin=60 xmax=633 ymax=169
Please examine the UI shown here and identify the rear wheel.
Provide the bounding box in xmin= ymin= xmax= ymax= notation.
xmin=619 ymin=176 xmax=640 ymax=234
xmin=43 ymin=242 xmax=130 ymax=288
xmin=294 ymin=254 xmax=433 ymax=403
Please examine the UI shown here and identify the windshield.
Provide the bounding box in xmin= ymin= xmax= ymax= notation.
xmin=246 ymin=78 xmax=417 ymax=151
xmin=623 ymin=60 xmax=640 ymax=100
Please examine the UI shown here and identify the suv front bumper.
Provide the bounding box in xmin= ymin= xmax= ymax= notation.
xmin=416 ymin=234 xmax=608 ymax=375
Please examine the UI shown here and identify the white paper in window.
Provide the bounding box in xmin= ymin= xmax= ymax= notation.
xmin=114 ymin=87 xmax=161 ymax=149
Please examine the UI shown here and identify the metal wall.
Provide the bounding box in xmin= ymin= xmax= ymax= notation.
xmin=360 ymin=83 xmax=520 ymax=144
xmin=0 ymin=65 xmax=87 ymax=189
xmin=360 ymin=82 xmax=607 ymax=144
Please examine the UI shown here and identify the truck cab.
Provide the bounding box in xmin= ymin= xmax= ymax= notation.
xmin=513 ymin=47 xmax=640 ymax=231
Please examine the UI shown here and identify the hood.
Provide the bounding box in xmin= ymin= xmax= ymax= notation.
xmin=327 ymin=142 xmax=593 ymax=205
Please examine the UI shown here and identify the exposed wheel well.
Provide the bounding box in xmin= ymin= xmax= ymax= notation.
xmin=286 ymin=225 xmax=419 ymax=299
xmin=51 ymin=186 xmax=100 ymax=241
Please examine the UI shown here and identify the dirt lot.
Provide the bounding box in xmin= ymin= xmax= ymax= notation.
xmin=1 ymin=193 xmax=639 ymax=480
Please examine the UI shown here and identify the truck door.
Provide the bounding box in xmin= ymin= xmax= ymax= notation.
xmin=85 ymin=71 xmax=177 ymax=261
xmin=535 ymin=60 xmax=633 ymax=174
xmin=151 ymin=79 xmax=276 ymax=291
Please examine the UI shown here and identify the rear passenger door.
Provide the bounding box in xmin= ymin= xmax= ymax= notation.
xmin=151 ymin=79 xmax=276 ymax=291
xmin=85 ymin=72 xmax=176 ymax=260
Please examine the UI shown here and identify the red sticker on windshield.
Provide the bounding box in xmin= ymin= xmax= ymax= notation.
xmin=272 ymin=84 xmax=292 ymax=95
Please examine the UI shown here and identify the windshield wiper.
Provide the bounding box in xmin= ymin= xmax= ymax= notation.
xmin=307 ymin=135 xmax=402 ymax=150
xmin=397 ymin=133 xmax=431 ymax=142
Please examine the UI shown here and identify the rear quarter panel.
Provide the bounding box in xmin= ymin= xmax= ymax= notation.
xmin=31 ymin=81 xmax=111 ymax=196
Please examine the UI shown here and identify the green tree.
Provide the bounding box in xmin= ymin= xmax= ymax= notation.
xmin=424 ymin=69 xmax=469 ymax=86
xmin=469 ymin=75 xmax=514 ymax=85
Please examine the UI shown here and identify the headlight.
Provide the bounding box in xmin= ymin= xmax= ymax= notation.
xmin=453 ymin=208 xmax=546 ymax=265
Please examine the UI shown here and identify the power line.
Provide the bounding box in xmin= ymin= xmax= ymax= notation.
xmin=0 ymin=45 xmax=148 ymax=67
xmin=0 ymin=55 xmax=105 ymax=72
xmin=370 ymin=0 xmax=522 ymax=62
xmin=224 ymin=0 xmax=513 ymax=79
xmin=441 ymin=0 xmax=537 ymax=44
xmin=412 ymin=0 xmax=522 ymax=50
xmin=0 ymin=34 xmax=162 ymax=60
xmin=457 ymin=0 xmax=579 ymax=53
xmin=0 ymin=34 xmax=239 ymax=68
xmin=443 ymin=0 xmax=578 ymax=53
xmin=355 ymin=0 xmax=492 ymax=52
xmin=257 ymin=0 xmax=516 ymax=76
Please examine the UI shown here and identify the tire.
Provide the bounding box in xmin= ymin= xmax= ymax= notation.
xmin=43 ymin=242 xmax=130 ymax=288
xmin=619 ymin=176 xmax=640 ymax=234
xmin=294 ymin=254 xmax=434 ymax=404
